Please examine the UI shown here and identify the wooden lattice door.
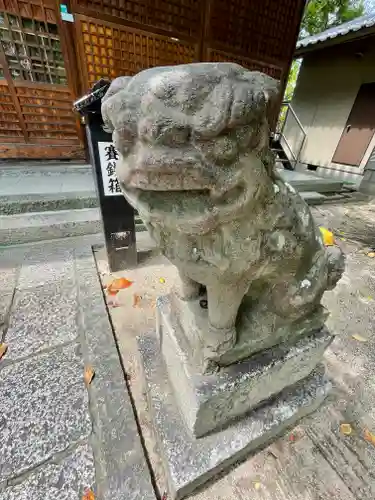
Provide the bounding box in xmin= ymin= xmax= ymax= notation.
xmin=0 ymin=0 xmax=84 ymax=160
xmin=73 ymin=15 xmax=200 ymax=91
xmin=202 ymin=0 xmax=306 ymax=126
xmin=70 ymin=0 xmax=305 ymax=130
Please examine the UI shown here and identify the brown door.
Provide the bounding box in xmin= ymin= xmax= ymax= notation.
xmin=332 ymin=82 xmax=375 ymax=166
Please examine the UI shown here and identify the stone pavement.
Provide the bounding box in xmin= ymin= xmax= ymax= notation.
xmin=1 ymin=199 xmax=375 ymax=499
xmin=0 ymin=235 xmax=155 ymax=500
xmin=0 ymin=163 xmax=95 ymax=197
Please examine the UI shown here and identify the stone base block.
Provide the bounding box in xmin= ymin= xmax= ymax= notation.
xmin=169 ymin=293 xmax=328 ymax=368
xmin=157 ymin=294 xmax=333 ymax=437
xmin=139 ymin=333 xmax=331 ymax=500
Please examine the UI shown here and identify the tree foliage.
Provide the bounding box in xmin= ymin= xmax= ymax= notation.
xmin=300 ymin=0 xmax=365 ymax=37
xmin=285 ymin=60 xmax=301 ymax=101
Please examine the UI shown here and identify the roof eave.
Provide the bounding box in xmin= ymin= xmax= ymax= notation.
xmin=294 ymin=25 xmax=375 ymax=58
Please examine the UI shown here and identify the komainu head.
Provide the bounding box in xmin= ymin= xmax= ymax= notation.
xmin=102 ymin=63 xmax=279 ymax=233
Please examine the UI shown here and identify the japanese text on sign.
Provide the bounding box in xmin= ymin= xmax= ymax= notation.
xmin=98 ymin=141 xmax=121 ymax=196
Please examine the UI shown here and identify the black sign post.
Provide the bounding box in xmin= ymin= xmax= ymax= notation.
xmin=74 ymin=81 xmax=137 ymax=272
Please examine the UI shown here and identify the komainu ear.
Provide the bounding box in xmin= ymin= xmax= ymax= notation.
xmin=193 ymin=80 xmax=233 ymax=138
xmin=101 ymin=76 xmax=131 ymax=132
xmin=262 ymin=77 xmax=280 ymax=128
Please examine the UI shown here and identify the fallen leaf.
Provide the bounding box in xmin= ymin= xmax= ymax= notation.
xmin=159 ymin=277 xmax=166 ymax=284
xmin=82 ymin=489 xmax=95 ymax=500
xmin=340 ymin=423 xmax=353 ymax=436
xmin=367 ymin=252 xmax=375 ymax=258
xmin=107 ymin=286 xmax=119 ymax=296
xmin=364 ymin=428 xmax=375 ymax=446
xmin=254 ymin=481 xmax=261 ymax=491
xmin=106 ymin=278 xmax=133 ymax=295
xmin=133 ymin=293 xmax=141 ymax=307
xmin=319 ymin=226 xmax=335 ymax=246
xmin=112 ymin=277 xmax=133 ymax=290
xmin=288 ymin=428 xmax=304 ymax=442
xmin=0 ymin=343 xmax=8 ymax=360
xmin=352 ymin=334 xmax=368 ymax=342
xmin=84 ymin=366 xmax=95 ymax=386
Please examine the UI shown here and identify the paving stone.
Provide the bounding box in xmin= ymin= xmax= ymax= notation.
xmin=0 ymin=444 xmax=95 ymax=500
xmin=0 ymin=293 xmax=13 ymax=333
xmin=17 ymin=249 xmax=75 ymax=290
xmin=139 ymin=333 xmax=331 ymax=500
xmin=0 ymin=267 xmax=17 ymax=294
xmin=0 ymin=343 xmax=91 ymax=482
xmin=5 ymin=281 xmax=78 ymax=360
xmin=75 ymin=252 xmax=155 ymax=500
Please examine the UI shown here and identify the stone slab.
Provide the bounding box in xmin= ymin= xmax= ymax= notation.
xmin=0 ymin=191 xmax=98 ymax=216
xmin=168 ymin=293 xmax=328 ymax=369
xmin=0 ymin=266 xmax=18 ymax=294
xmin=17 ymin=248 xmax=75 ymax=290
xmin=301 ymin=191 xmax=328 ymax=203
xmin=0 ymin=343 xmax=91 ymax=482
xmin=0 ymin=208 xmax=101 ymax=246
xmin=0 ymin=443 xmax=95 ymax=500
xmin=0 ymin=163 xmax=95 ymax=197
xmin=278 ymin=169 xmax=344 ymax=194
xmin=75 ymin=250 xmax=156 ymax=500
xmin=0 ymin=267 xmax=17 ymax=333
xmin=6 ymin=281 xmax=78 ymax=360
xmin=139 ymin=334 xmax=331 ymax=500
xmin=0 ymin=292 xmax=14 ymax=334
xmin=158 ymin=294 xmax=333 ymax=436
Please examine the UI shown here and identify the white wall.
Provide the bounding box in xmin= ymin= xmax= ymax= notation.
xmin=287 ymin=39 xmax=375 ymax=182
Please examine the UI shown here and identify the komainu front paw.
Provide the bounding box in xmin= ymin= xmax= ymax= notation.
xmin=203 ymin=325 xmax=237 ymax=363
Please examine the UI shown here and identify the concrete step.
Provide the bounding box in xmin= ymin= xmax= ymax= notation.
xmin=0 ymin=163 xmax=149 ymax=245
xmin=0 ymin=163 xmax=96 ymax=196
xmin=301 ymin=191 xmax=328 ymax=204
xmin=302 ymin=190 xmax=369 ymax=206
xmin=0 ymin=208 xmax=102 ymax=246
xmin=279 ymin=169 xmax=344 ymax=193
xmin=2 ymin=191 xmax=364 ymax=246
xmin=0 ymin=191 xmax=99 ymax=215
xmin=0 ymin=208 xmax=147 ymax=246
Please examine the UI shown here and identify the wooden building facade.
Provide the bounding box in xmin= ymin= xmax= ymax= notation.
xmin=0 ymin=0 xmax=305 ymax=160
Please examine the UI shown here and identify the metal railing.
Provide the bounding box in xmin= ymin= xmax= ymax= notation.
xmin=274 ymin=101 xmax=307 ymax=169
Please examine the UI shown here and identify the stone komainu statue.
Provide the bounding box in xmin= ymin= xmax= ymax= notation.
xmin=102 ymin=63 xmax=345 ymax=366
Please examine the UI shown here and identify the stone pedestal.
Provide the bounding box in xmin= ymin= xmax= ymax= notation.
xmin=139 ymin=295 xmax=332 ymax=499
